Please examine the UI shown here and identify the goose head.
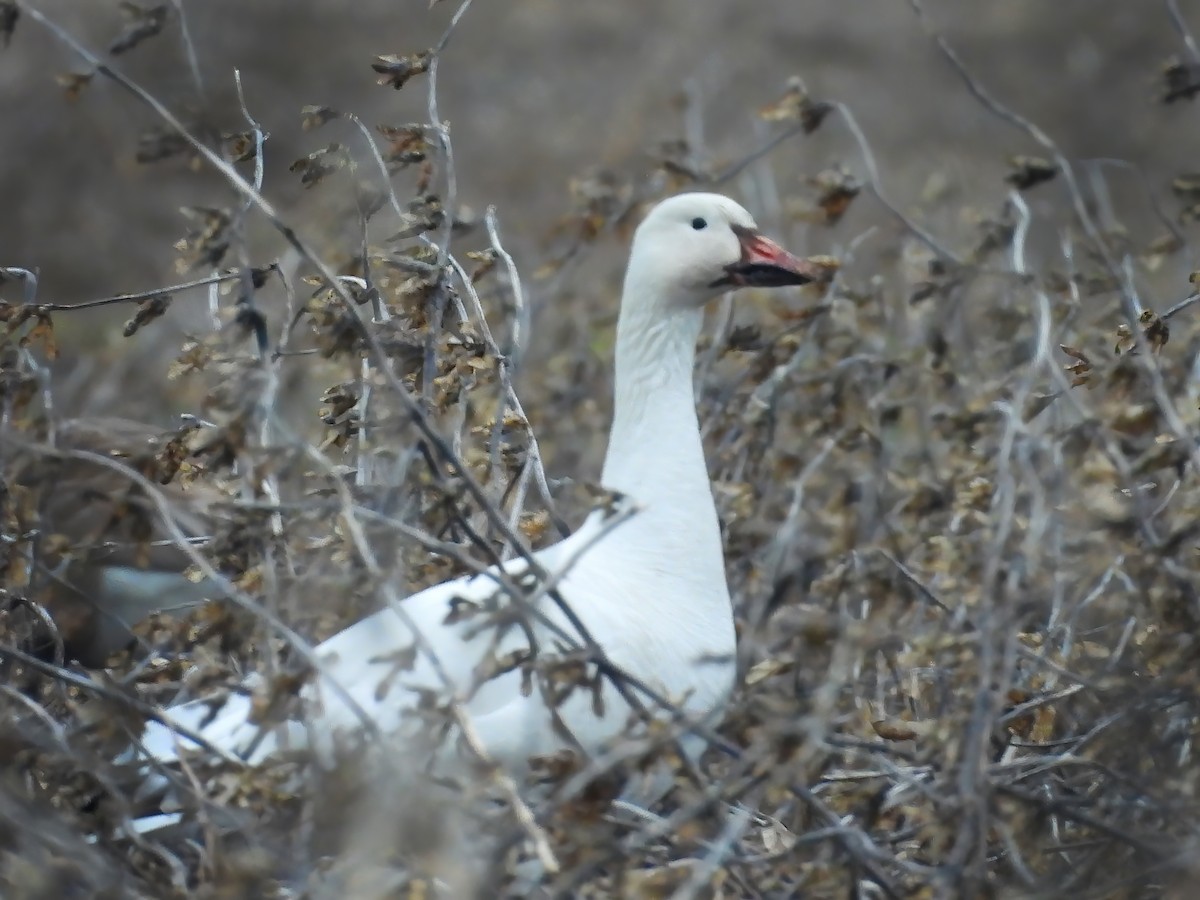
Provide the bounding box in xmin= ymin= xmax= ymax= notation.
xmin=624 ymin=192 xmax=820 ymax=309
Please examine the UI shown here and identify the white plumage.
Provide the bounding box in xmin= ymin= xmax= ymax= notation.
xmin=130 ymin=192 xmax=818 ymax=823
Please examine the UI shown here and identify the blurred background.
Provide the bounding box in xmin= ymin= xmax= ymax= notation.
xmin=1 ymin=0 xmax=1195 ymax=430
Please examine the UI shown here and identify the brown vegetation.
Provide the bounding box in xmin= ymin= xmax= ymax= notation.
xmin=2 ymin=1 xmax=1200 ymax=897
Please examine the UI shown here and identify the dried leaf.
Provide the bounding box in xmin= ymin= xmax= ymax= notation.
xmin=385 ymin=194 xmax=445 ymax=241
xmin=1140 ymin=309 xmax=1170 ymax=352
xmin=371 ymin=51 xmax=432 ymax=90
xmin=123 ymin=293 xmax=171 ymax=337
xmin=1115 ymin=311 xmax=1169 ymax=354
xmin=377 ymin=123 xmax=430 ymax=170
xmin=466 ymin=248 xmax=497 ymax=283
xmin=745 ymin=656 xmax=794 ymax=685
xmin=289 ymin=143 xmax=347 ymax=189
xmin=110 ymin=2 xmax=168 ymax=55
xmin=758 ymin=76 xmax=832 ymax=133
xmin=223 ymin=130 xmax=259 ymax=163
xmin=168 ymin=338 xmax=213 ymax=379
xmin=300 ymin=105 xmax=339 ymax=130
xmin=57 ymin=71 xmax=93 ymax=101
xmin=1005 ymin=155 xmax=1058 ymax=191
xmin=174 ymin=206 xmax=232 ymax=271
xmin=871 ymin=717 xmax=931 ymax=742
xmin=1172 ymin=172 xmax=1200 ymax=200
xmin=1162 ymin=56 xmax=1200 ymax=103
xmin=795 ymin=165 xmax=861 ymax=226
xmin=19 ymin=309 xmax=56 ymax=359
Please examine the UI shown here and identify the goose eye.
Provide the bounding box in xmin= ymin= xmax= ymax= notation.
xmin=691 ymin=217 xmax=707 ymax=231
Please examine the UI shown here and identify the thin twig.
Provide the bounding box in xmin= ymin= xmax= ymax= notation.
xmin=1167 ymin=0 xmax=1200 ymax=63
xmin=1162 ymin=291 xmax=1200 ymax=320
xmin=831 ymin=100 xmax=962 ymax=265
xmin=905 ymin=0 xmax=1138 ymax=322
xmin=169 ymin=0 xmax=205 ymax=99
xmin=23 ymin=272 xmax=243 ymax=311
xmin=715 ymin=121 xmax=806 ymax=185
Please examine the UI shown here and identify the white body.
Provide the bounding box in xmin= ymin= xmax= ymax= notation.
xmin=131 ymin=193 xmax=799 ymax=813
xmin=140 ymin=508 xmax=734 ymax=772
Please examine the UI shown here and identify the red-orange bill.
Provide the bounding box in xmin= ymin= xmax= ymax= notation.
xmin=716 ymin=225 xmax=824 ymax=288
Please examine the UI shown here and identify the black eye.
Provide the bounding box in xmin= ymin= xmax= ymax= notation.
xmin=691 ymin=217 xmax=707 ymax=230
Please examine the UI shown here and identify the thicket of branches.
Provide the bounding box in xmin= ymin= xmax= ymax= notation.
xmin=2 ymin=1 xmax=1200 ymax=897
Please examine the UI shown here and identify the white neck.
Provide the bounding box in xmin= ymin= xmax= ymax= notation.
xmin=599 ymin=270 xmax=727 ymax=590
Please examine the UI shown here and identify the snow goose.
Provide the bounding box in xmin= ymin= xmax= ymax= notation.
xmin=130 ymin=192 xmax=822 ymax=812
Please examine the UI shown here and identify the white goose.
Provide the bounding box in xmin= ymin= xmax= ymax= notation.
xmin=130 ymin=192 xmax=820 ymax=817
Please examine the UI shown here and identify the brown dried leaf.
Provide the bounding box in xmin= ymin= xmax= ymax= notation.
xmin=318 ymin=382 xmax=359 ymax=422
xmin=758 ymin=76 xmax=832 ymax=134
xmin=223 ymin=130 xmax=259 ymax=163
xmin=19 ymin=309 xmax=56 ymax=360
xmin=289 ymin=143 xmax=347 ymax=189
xmin=168 ymin=338 xmax=213 ymax=379
xmin=798 ymin=166 xmax=861 ymax=226
xmin=1023 ymin=392 xmax=1060 ymax=421
xmin=385 ymin=194 xmax=445 ymax=242
xmin=1005 ymin=155 xmax=1058 ymax=191
xmin=1062 ymin=343 xmax=1093 ymax=385
xmin=745 ymin=656 xmax=794 ymax=686
xmin=155 ymin=422 xmax=201 ymax=484
xmin=300 ymin=105 xmax=339 ymax=130
xmin=371 ymin=51 xmax=432 ymax=90
xmin=110 ymin=2 xmax=168 ymax=55
xmin=871 ymin=717 xmax=931 ymax=742
xmin=123 ymin=293 xmax=171 ymax=337
xmin=57 ymin=71 xmax=93 ymax=101
xmin=1141 ymin=309 xmax=1169 ymax=352
xmin=466 ymin=248 xmax=497 ymax=283
xmin=377 ymin=123 xmax=429 ymax=170
xmin=174 ymin=206 xmax=232 ymax=271
xmin=1115 ymin=311 xmax=1169 ymax=355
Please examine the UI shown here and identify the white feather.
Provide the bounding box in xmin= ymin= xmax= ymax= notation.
xmin=128 ymin=193 xmax=801 ymax=826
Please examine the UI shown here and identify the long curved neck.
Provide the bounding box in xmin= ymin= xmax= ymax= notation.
xmin=600 ymin=272 xmax=726 ymax=583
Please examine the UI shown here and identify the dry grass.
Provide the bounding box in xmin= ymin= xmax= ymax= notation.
xmin=2 ymin=1 xmax=1200 ymax=897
